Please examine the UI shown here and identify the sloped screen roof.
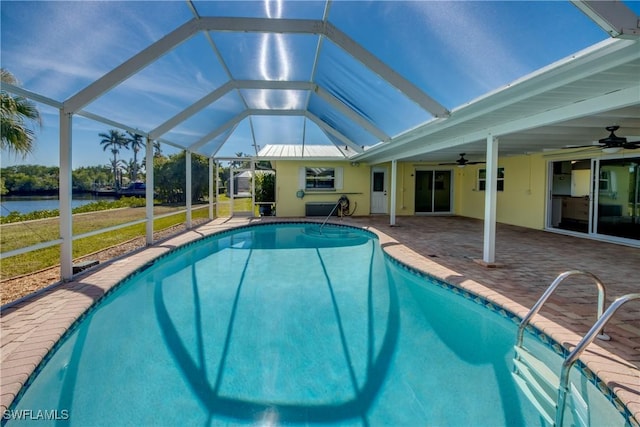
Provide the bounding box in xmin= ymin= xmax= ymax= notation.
xmin=1 ymin=0 xmax=616 ymax=162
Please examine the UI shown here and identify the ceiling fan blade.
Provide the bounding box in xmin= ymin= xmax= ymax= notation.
xmin=440 ymin=152 xmax=486 ymax=165
xmin=563 ymin=144 xmax=602 ymax=149
xmin=560 ymin=126 xmax=639 ymax=152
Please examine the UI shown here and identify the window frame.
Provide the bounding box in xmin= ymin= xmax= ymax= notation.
xmin=304 ymin=167 xmax=336 ymax=190
xmin=478 ymin=167 xmax=505 ymax=192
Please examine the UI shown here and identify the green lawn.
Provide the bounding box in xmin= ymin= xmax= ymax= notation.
xmin=0 ymin=197 xmax=259 ymax=279
xmin=0 ymin=205 xmax=210 ymax=279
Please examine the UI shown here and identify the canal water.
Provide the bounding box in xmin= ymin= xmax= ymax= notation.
xmin=0 ymin=195 xmax=116 ymax=215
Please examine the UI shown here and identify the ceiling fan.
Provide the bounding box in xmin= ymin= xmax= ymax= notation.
xmin=566 ymin=125 xmax=640 ymax=153
xmin=439 ymin=153 xmax=485 ymax=168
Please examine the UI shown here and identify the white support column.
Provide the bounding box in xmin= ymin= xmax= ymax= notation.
xmin=251 ymin=159 xmax=256 ymax=218
xmin=59 ymin=110 xmax=73 ymax=280
xmin=482 ymin=135 xmax=499 ymax=265
xmin=230 ymin=166 xmax=235 ymax=217
xmin=209 ymin=157 xmax=214 ymax=220
xmin=186 ymin=151 xmax=192 ymax=229
xmin=215 ymin=160 xmax=220 ymax=219
xmin=390 ymin=160 xmax=397 ymax=226
xmin=145 ymin=137 xmax=154 ymax=245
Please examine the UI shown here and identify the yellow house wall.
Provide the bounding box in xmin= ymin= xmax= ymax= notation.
xmin=387 ymin=154 xmax=547 ymax=228
xmin=266 ymin=151 xmax=640 ymax=238
xmin=270 ymin=154 xmax=549 ymax=229
xmin=392 ymin=162 xmax=411 ymax=215
xmin=272 ymin=160 xmax=371 ymax=217
xmin=450 ymin=153 xmax=547 ymax=229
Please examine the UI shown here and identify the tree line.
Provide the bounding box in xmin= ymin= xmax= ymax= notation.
xmin=1 ymin=68 xmax=258 ymax=205
xmin=0 ymin=165 xmax=110 ymax=195
xmin=1 ymin=153 xmax=215 ymax=204
xmin=1 ymin=68 xmax=211 ymax=204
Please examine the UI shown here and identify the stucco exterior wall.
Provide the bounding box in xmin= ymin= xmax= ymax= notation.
xmin=391 ymin=153 xmax=549 ymax=230
xmin=447 ymin=153 xmax=547 ymax=229
xmin=270 ymin=154 xmax=548 ymax=229
xmin=273 ymin=160 xmax=371 ymax=217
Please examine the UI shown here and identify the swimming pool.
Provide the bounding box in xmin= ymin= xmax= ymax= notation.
xmin=4 ymin=223 xmax=628 ymax=426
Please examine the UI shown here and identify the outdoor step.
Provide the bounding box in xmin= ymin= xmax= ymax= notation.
xmin=512 ymin=373 xmax=555 ymax=426
xmin=513 ymin=345 xmax=589 ymax=427
xmin=513 ymin=358 xmax=557 ymax=409
xmin=514 ymin=346 xmax=560 ymax=390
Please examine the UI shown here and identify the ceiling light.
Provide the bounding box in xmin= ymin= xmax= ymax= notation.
xmin=602 ymin=147 xmax=621 ymax=154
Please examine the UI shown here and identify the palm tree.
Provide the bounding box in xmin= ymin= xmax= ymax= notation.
xmin=140 ymin=141 xmax=162 ymax=173
xmin=126 ymin=131 xmax=145 ymax=182
xmin=108 ymin=158 xmax=125 ymax=189
xmin=124 ymin=158 xmax=139 ymax=182
xmin=0 ymin=69 xmax=41 ymax=157
xmin=231 ymin=152 xmax=250 ymax=169
xmin=99 ymin=129 xmax=128 ymax=189
xmin=153 ymin=140 xmax=162 ymax=157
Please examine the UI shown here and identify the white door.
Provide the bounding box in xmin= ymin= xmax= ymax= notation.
xmin=371 ymin=168 xmax=388 ymax=214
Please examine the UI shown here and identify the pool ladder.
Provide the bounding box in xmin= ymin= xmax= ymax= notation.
xmin=512 ymin=270 xmax=639 ymax=426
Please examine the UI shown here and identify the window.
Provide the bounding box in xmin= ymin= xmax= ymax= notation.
xmin=599 ymin=170 xmax=610 ymax=191
xmin=299 ymin=166 xmax=343 ymax=191
xmin=373 ymin=171 xmax=385 ymax=192
xmin=478 ymin=168 xmax=504 ymax=191
xmin=305 ymin=167 xmax=335 ymax=189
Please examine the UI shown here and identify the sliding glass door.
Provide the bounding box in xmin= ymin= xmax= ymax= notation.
xmin=595 ymin=157 xmax=640 ymax=240
xmin=549 ymin=157 xmax=640 ymax=242
xmin=415 ymin=170 xmax=452 ymax=213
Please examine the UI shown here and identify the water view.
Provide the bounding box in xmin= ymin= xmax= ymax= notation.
xmin=0 ymin=195 xmax=117 ymax=215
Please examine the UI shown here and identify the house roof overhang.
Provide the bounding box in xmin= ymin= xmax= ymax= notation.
xmin=351 ymin=37 xmax=640 ymax=165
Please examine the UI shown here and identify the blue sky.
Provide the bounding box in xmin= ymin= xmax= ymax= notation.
xmin=1 ymin=0 xmax=633 ymax=169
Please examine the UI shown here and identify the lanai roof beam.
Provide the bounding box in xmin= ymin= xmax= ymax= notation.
xmin=305 ymin=111 xmax=362 ymax=153
xmin=315 ymin=86 xmax=389 ymax=142
xmin=187 ymin=108 xmax=360 ymax=153
xmin=150 ymin=79 xmax=387 ymax=142
xmin=571 ymin=0 xmax=640 ymax=38
xmin=149 ymin=80 xmax=236 ymax=140
xmin=188 ymin=110 xmax=251 ymax=152
xmin=65 ymin=19 xmax=201 ymax=112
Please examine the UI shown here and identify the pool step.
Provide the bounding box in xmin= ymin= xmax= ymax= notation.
xmin=512 ymin=346 xmax=588 ymax=426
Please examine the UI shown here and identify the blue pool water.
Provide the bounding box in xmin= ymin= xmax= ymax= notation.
xmin=5 ymin=223 xmax=626 ymax=426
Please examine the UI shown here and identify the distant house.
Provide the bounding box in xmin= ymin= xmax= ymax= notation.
xmin=228 ymin=170 xmax=274 ymax=198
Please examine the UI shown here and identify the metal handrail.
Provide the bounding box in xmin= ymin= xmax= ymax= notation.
xmin=319 ymin=200 xmax=342 ymax=231
xmin=555 ymin=293 xmax=640 ymax=426
xmin=516 ymin=270 xmax=608 ymax=348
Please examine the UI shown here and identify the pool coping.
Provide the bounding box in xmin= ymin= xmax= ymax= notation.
xmin=1 ymin=218 xmax=638 ymax=425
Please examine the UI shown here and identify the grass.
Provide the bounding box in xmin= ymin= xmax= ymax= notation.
xmin=0 ymin=204 xmax=214 ymax=279
xmin=216 ymin=196 xmax=258 ymax=217
xmin=0 ymin=196 xmax=257 ymax=279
